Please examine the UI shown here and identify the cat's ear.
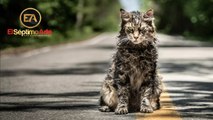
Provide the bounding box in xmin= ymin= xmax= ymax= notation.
xmin=144 ymin=9 xmax=154 ymax=18
xmin=120 ymin=8 xmax=131 ymax=21
xmin=143 ymin=9 xmax=154 ymax=21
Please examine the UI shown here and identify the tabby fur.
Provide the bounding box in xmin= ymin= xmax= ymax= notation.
xmin=99 ymin=9 xmax=162 ymax=114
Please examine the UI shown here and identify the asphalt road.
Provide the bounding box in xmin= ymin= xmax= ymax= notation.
xmin=0 ymin=33 xmax=213 ymax=120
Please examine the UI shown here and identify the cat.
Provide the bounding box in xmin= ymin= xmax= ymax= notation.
xmin=99 ymin=8 xmax=162 ymax=114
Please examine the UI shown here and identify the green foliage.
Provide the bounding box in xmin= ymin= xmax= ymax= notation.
xmin=151 ymin=0 xmax=213 ymax=41
xmin=0 ymin=0 xmax=120 ymax=49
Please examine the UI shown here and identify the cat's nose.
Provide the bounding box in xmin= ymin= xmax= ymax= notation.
xmin=134 ymin=36 xmax=138 ymax=39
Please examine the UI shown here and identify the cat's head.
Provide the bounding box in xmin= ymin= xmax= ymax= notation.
xmin=119 ymin=9 xmax=156 ymax=44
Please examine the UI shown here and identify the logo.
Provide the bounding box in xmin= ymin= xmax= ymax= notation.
xmin=19 ymin=8 xmax=42 ymax=28
xmin=7 ymin=7 xmax=52 ymax=36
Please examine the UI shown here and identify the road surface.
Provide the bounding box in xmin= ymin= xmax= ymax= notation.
xmin=0 ymin=33 xmax=213 ymax=120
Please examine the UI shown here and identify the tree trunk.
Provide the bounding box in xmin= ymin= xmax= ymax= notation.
xmin=75 ymin=0 xmax=84 ymax=30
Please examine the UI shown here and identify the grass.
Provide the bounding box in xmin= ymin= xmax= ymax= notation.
xmin=184 ymin=35 xmax=213 ymax=43
xmin=157 ymin=29 xmax=213 ymax=44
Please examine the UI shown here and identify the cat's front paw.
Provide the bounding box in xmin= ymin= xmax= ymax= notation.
xmin=140 ymin=105 xmax=153 ymax=113
xmin=151 ymin=101 xmax=160 ymax=110
xmin=115 ymin=106 xmax=128 ymax=114
xmin=99 ymin=106 xmax=111 ymax=112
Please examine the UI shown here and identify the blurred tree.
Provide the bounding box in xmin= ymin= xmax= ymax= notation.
xmin=152 ymin=0 xmax=213 ymax=40
xmin=0 ymin=0 xmax=37 ymax=48
xmin=0 ymin=0 xmax=120 ymax=49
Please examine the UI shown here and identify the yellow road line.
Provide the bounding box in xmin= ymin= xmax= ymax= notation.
xmin=136 ymin=86 xmax=182 ymax=120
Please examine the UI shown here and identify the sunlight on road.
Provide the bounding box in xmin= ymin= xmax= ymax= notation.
xmin=0 ymin=33 xmax=212 ymax=120
xmin=137 ymin=84 xmax=182 ymax=120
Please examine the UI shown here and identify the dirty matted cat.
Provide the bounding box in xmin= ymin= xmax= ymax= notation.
xmin=99 ymin=9 xmax=162 ymax=114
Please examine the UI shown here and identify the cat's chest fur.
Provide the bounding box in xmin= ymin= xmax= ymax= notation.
xmin=117 ymin=45 xmax=157 ymax=91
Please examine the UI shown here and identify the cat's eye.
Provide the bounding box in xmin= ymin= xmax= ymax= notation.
xmin=127 ymin=27 xmax=134 ymax=33
xmin=139 ymin=28 xmax=146 ymax=33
